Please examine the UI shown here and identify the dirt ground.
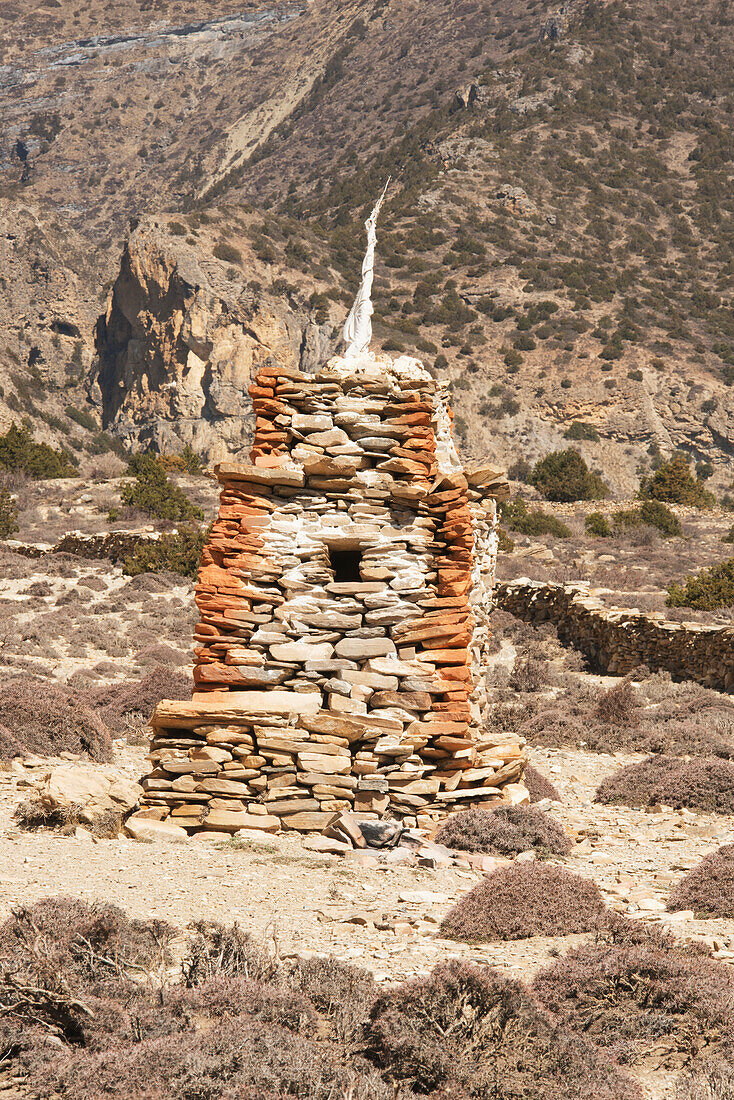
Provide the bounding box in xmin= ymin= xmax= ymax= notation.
xmin=2 ymin=741 xmax=732 ymax=994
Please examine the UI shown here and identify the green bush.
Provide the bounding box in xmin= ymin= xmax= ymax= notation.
xmin=213 ymin=241 xmax=243 ymax=264
xmin=722 ymin=525 xmax=734 ymax=544
xmin=564 ymin=421 xmax=600 ymax=442
xmin=640 ymin=452 xmax=715 ymax=508
xmin=65 ymin=405 xmax=97 ymax=432
xmin=507 ymin=458 xmax=532 ymax=482
xmin=614 ymin=500 xmax=682 ymax=538
xmin=585 ymin=511 xmax=612 ymax=537
xmin=120 ymin=454 xmax=204 ymax=523
xmin=123 ymin=523 xmax=208 ymax=579
xmin=667 ymin=559 xmax=734 ymax=610
xmin=529 ymin=449 xmax=609 ymax=503
xmin=0 ymin=488 xmax=19 ymax=539
xmin=0 ymin=423 xmax=76 ymax=478
xmin=156 ymin=445 xmax=204 ymax=475
xmin=501 ymin=499 xmax=572 ymax=538
xmin=497 ymin=527 xmax=515 ymax=553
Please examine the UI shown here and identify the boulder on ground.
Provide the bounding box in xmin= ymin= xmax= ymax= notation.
xmin=125 ymin=812 xmax=189 ymax=843
xmin=29 ymin=764 xmax=141 ymax=826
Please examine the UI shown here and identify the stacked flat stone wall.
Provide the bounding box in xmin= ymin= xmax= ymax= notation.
xmin=496 ymin=579 xmax=734 ymax=691
xmin=140 ymin=353 xmax=524 ymax=834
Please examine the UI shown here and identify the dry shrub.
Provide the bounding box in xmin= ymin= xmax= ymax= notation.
xmin=677 ymin=1060 xmax=734 ymax=1100
xmin=435 ymin=805 xmax=571 ymax=857
xmin=0 ymin=897 xmax=173 ymax=993
xmin=595 ymin=678 xmax=639 ymax=726
xmin=668 ymin=845 xmax=734 ymax=918
xmin=89 ymin=666 xmax=192 ymax=736
xmin=595 ymin=755 xmax=734 ymax=814
xmin=519 ymin=677 xmax=734 ymax=759
xmin=40 ymin=1017 xmax=390 ymax=1100
xmin=0 ymin=897 xmax=388 ymax=1100
xmin=13 ymin=801 xmax=123 ymax=838
xmin=182 ymin=919 xmax=280 ymax=987
xmin=533 ymin=920 xmax=734 ymax=1076
xmin=509 ymin=657 xmax=553 ymax=692
xmin=524 ymin=763 xmax=561 ymax=802
xmin=440 ymin=863 xmax=605 ymax=942
xmin=295 ymin=955 xmax=376 ymax=1041
xmin=364 ymin=959 xmax=640 ymax=1099
xmin=0 ymin=677 xmax=111 ymax=760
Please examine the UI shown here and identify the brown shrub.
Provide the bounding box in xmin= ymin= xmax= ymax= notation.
xmin=294 ymin=955 xmax=376 ymax=1041
xmin=524 ymin=763 xmax=562 ymax=802
xmin=595 ymin=756 xmax=734 ymax=814
xmin=0 ymin=677 xmax=111 ymax=760
xmin=364 ymin=959 xmax=640 ymax=1099
xmin=182 ymin=919 xmax=280 ymax=987
xmin=440 ymin=863 xmax=605 ymax=942
xmin=38 ymin=1017 xmax=390 ymax=1100
xmin=595 ymin=678 xmax=640 ymax=726
xmin=0 ymin=897 xmax=388 ymax=1100
xmin=509 ymin=656 xmax=554 ymax=692
xmin=533 ymin=924 xmax=734 ymax=1075
xmin=677 ymin=1060 xmax=734 ymax=1100
xmin=435 ymin=805 xmax=571 ymax=857
xmin=668 ymin=845 xmax=734 ymax=918
xmin=519 ymin=678 xmax=734 ymax=759
xmin=89 ymin=666 xmax=192 ymax=736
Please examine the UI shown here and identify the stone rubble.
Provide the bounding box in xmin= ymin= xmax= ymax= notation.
xmin=139 ymin=351 xmax=524 ymax=833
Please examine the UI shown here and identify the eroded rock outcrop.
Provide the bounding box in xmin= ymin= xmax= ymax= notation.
xmin=94 ymin=217 xmax=335 ymax=463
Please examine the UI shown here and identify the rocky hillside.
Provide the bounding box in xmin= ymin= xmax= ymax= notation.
xmin=2 ymin=0 xmax=734 ymax=493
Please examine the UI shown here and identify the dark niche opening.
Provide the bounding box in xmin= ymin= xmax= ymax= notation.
xmin=329 ymin=548 xmax=363 ymax=583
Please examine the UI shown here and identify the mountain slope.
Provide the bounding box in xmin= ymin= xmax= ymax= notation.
xmin=2 ymin=0 xmax=734 ymax=493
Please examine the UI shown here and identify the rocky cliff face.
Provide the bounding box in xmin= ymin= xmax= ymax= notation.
xmin=0 ymin=201 xmax=106 ymax=448
xmin=93 ymin=218 xmax=337 ymax=461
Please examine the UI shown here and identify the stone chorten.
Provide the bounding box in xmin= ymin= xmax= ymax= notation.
xmin=140 ymin=197 xmax=523 ymax=835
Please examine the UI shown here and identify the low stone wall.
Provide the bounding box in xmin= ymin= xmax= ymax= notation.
xmin=495 ymin=579 xmax=734 ymax=692
xmin=6 ymin=531 xmax=165 ymax=562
